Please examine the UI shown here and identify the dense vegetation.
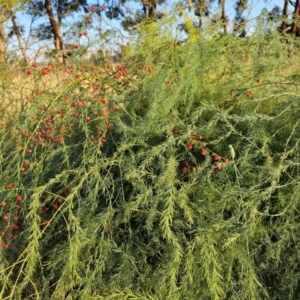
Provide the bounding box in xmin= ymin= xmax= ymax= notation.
xmin=1 ymin=7 xmax=300 ymax=300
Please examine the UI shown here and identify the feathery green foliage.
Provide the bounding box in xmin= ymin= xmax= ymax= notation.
xmin=1 ymin=12 xmax=300 ymax=300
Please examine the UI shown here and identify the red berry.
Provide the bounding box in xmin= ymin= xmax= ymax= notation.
xmin=100 ymin=98 xmax=107 ymax=105
xmin=101 ymin=5 xmax=105 ymax=11
xmin=87 ymin=18 xmax=92 ymax=24
xmin=33 ymin=63 xmax=39 ymax=68
xmin=27 ymin=69 xmax=32 ymax=75
xmin=183 ymin=161 xmax=189 ymax=166
xmin=223 ymin=158 xmax=229 ymax=163
xmin=85 ymin=116 xmax=91 ymax=121
xmin=1 ymin=201 xmax=7 ymax=207
xmin=213 ymin=155 xmax=221 ymax=161
xmin=147 ymin=65 xmax=153 ymax=73
xmin=182 ymin=166 xmax=188 ymax=173
xmin=172 ymin=128 xmax=179 ymax=135
xmin=1 ymin=242 xmax=7 ymax=248
xmin=187 ymin=142 xmax=193 ymax=150
xmin=15 ymin=205 xmax=21 ymax=210
xmin=43 ymin=68 xmax=49 ymax=75
xmin=14 ymin=216 xmax=20 ymax=221
xmin=257 ymin=78 xmax=261 ymax=83
xmin=215 ymin=165 xmax=222 ymax=171
xmin=2 ymin=215 xmax=9 ymax=221
xmin=16 ymin=195 xmax=23 ymax=202
xmin=7 ymin=183 xmax=14 ymax=189
xmin=200 ymin=149 xmax=206 ymax=156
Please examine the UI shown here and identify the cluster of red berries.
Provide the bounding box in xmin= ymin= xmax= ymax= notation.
xmin=1 ymin=185 xmax=71 ymax=249
xmin=22 ymin=111 xmax=68 ymax=148
xmin=3 ymin=57 xmax=154 ymax=249
xmin=23 ymin=61 xmax=136 ymax=153
xmin=173 ymin=128 xmax=229 ymax=177
xmin=84 ymin=4 xmax=105 ymax=25
xmin=1 ymin=184 xmax=23 ymax=249
xmin=164 ymin=77 xmax=179 ymax=91
xmin=218 ymin=79 xmax=261 ymax=108
xmin=27 ymin=61 xmax=57 ymax=76
xmin=165 ymin=77 xmax=179 ymax=85
xmin=85 ymin=5 xmax=105 ymax=13
xmin=38 ymin=191 xmax=68 ymax=230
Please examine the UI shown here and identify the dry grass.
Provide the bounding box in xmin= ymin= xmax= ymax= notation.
xmin=2 ymin=70 xmax=64 ymax=108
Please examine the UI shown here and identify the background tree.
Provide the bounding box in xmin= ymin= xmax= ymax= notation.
xmin=233 ymin=0 xmax=247 ymax=37
xmin=0 ymin=0 xmax=32 ymax=65
xmin=290 ymin=0 xmax=300 ymax=36
xmin=104 ymin=0 xmax=165 ymax=32
xmin=0 ymin=4 xmax=13 ymax=62
xmin=179 ymin=0 xmax=231 ymax=34
xmin=280 ymin=0 xmax=289 ymax=32
xmin=10 ymin=12 xmax=31 ymax=65
xmin=220 ymin=0 xmax=227 ymax=34
xmin=268 ymin=0 xmax=300 ymax=37
xmin=3 ymin=0 xmax=300 ymax=66
xmin=25 ymin=0 xmax=88 ymax=64
xmin=193 ymin=0 xmax=210 ymax=29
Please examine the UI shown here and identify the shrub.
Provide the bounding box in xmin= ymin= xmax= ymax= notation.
xmin=1 ymin=13 xmax=300 ymax=300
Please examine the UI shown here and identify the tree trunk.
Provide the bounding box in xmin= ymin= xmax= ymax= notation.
xmin=291 ymin=0 xmax=300 ymax=36
xmin=12 ymin=13 xmax=31 ymax=65
xmin=142 ymin=0 xmax=157 ymax=18
xmin=0 ymin=10 xmax=7 ymax=63
xmin=197 ymin=0 xmax=205 ymax=29
xmin=44 ymin=0 xmax=65 ymax=64
xmin=221 ymin=0 xmax=227 ymax=34
xmin=281 ymin=0 xmax=289 ymax=31
xmin=57 ymin=0 xmax=64 ymax=24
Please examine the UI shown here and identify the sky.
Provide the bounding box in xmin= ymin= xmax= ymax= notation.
xmin=220 ymin=0 xmax=282 ymax=18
